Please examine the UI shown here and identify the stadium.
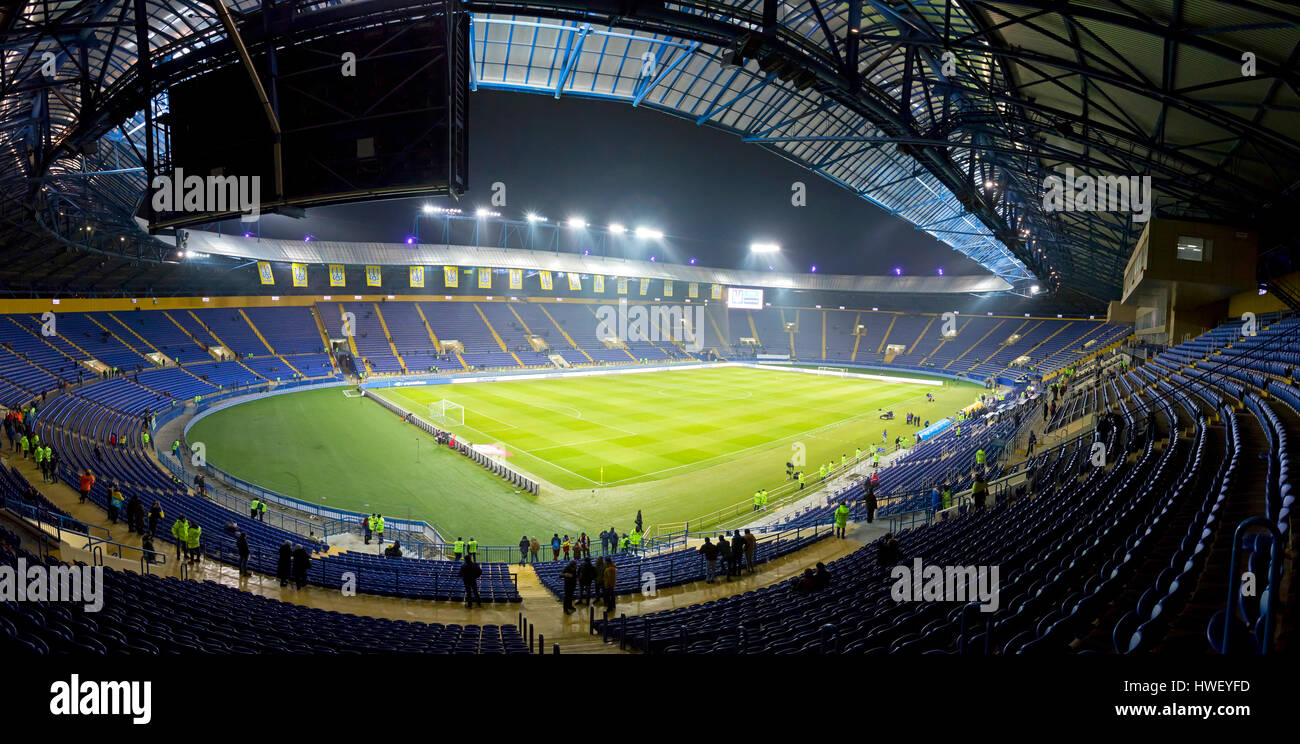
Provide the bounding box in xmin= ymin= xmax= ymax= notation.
xmin=0 ymin=0 xmax=1297 ymax=720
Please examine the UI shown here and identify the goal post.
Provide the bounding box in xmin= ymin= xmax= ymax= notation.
xmin=428 ymin=399 xmax=465 ymax=427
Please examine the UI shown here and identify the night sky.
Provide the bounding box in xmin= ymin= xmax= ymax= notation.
xmin=234 ymin=89 xmax=987 ymax=279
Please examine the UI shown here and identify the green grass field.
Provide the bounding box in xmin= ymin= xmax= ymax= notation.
xmin=188 ymin=366 xmax=982 ymax=545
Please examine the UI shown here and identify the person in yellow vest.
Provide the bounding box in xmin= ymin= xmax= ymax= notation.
xmin=761 ymin=490 xmax=769 ymax=509
xmin=840 ymin=453 xmax=847 ymax=468
xmin=466 ymin=537 xmax=478 ymax=562
xmin=250 ymin=498 xmax=262 ymax=520
xmin=797 ymin=471 xmax=805 ymax=489
xmin=976 ymin=448 xmax=987 ymax=469
xmin=141 ymin=429 xmax=150 ymax=446
xmin=452 ymin=537 xmax=464 ymax=560
xmin=872 ymin=450 xmax=880 ymax=469
xmin=170 ymin=516 xmax=188 ymax=561
xmin=753 ymin=491 xmax=762 ymax=512
xmin=629 ymin=530 xmax=641 ymax=553
xmin=375 ymin=514 xmax=385 ymax=545
xmin=619 ymin=533 xmax=631 ymax=552
xmin=855 ymin=447 xmax=862 ymax=461
xmin=834 ymin=502 xmax=850 ymax=538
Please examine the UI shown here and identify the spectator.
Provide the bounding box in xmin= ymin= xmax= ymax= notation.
xmin=291 ymin=544 xmax=310 ymax=589
xmin=743 ymin=529 xmax=757 ymax=573
xmin=972 ymin=474 xmax=989 ymax=509
xmin=277 ymin=541 xmax=292 ymax=587
xmin=236 ymin=531 xmax=250 ymax=576
xmin=578 ymin=557 xmax=596 ymax=605
xmin=792 ymin=568 xmax=816 ymax=594
xmin=78 ymin=469 xmax=95 ymax=504
xmin=730 ymin=531 xmax=745 ymax=578
xmin=460 ymin=559 xmax=483 ymax=608
xmin=864 ymin=487 xmax=877 ymax=524
xmin=716 ymin=534 xmax=731 ymax=578
xmin=699 ymin=538 xmax=719 ymax=583
xmin=147 ymin=501 xmax=164 ymax=537
xmin=384 ymin=541 xmax=403 ymax=558
xmin=812 ymin=562 xmax=831 ymax=591
xmin=877 ymin=533 xmax=901 ymax=572
xmin=518 ymin=536 xmax=530 ymax=565
xmin=602 ymin=557 xmax=618 ymax=614
xmin=560 ymin=560 xmax=578 ymax=613
xmin=529 ymin=536 xmax=540 ymax=564
xmin=551 ymin=533 xmax=561 ymax=561
xmin=107 ymin=485 xmax=124 ymax=524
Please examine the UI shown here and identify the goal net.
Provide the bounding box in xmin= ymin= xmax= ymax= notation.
xmin=818 ymin=366 xmax=849 ymax=376
xmin=342 ymin=388 xmax=365 ymax=398
xmin=429 ymin=399 xmax=465 ymax=427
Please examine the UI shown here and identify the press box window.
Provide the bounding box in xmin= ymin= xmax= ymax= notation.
xmin=1176 ymin=236 xmax=1209 ymax=262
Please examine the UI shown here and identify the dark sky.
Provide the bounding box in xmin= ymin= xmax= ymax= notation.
xmin=234 ymin=90 xmax=986 ymax=278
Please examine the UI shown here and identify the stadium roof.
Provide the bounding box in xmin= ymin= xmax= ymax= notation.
xmin=2 ymin=1 xmax=1298 ymax=304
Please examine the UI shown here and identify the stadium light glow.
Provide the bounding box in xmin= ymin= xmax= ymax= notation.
xmin=634 ymin=226 xmax=663 ymax=239
xmin=649 ymin=256 xmax=657 ymax=262
xmin=405 ymin=236 xmax=416 ymax=245
xmin=689 ymin=257 xmax=696 ymax=265
xmin=937 ymin=267 xmax=944 ymax=276
xmin=894 ymin=267 xmax=902 ymax=276
xmin=422 ymin=204 xmax=435 ymax=214
xmin=608 ymin=223 xmax=626 ymax=234
xmin=567 ymin=216 xmax=587 ymax=229
xmin=810 ymin=265 xmax=817 ymax=272
xmin=526 ymin=212 xmax=545 ymax=223
xmin=476 ymin=208 xmax=500 ymax=218
xmin=750 ymin=242 xmax=780 ymax=253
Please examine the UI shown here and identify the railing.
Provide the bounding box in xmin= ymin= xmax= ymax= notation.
xmin=0 ymin=494 xmax=165 ymax=573
xmin=0 ymin=493 xmax=110 ymax=541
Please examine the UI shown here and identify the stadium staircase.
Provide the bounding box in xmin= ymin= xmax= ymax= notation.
xmin=371 ymin=304 xmax=407 ymax=372
xmin=237 ymin=309 xmax=277 ymax=356
xmin=538 ymin=304 xmax=593 ymax=362
xmin=473 ymin=303 xmax=524 ymax=367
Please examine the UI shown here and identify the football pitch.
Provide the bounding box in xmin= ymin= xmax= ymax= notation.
xmin=188 ymin=366 xmax=982 ymax=545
